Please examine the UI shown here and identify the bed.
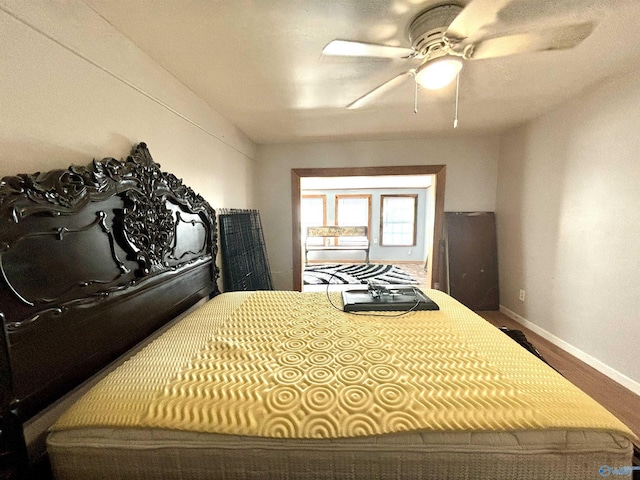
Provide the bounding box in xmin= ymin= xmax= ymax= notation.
xmin=0 ymin=143 xmax=635 ymax=480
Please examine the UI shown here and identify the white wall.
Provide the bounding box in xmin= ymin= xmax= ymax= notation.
xmin=496 ymin=64 xmax=640 ymax=387
xmin=0 ymin=1 xmax=257 ymax=210
xmin=257 ymin=136 xmax=500 ymax=289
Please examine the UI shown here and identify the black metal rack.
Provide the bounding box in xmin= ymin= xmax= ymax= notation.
xmin=218 ymin=209 xmax=274 ymax=291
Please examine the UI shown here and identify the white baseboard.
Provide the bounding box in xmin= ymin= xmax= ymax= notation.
xmin=499 ymin=305 xmax=640 ymax=397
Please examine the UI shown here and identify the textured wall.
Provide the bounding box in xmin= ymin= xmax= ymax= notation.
xmin=0 ymin=1 xmax=257 ymax=210
xmin=496 ymin=64 xmax=640 ymax=387
xmin=256 ymin=136 xmax=500 ymax=289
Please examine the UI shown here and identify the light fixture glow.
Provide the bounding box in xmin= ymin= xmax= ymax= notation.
xmin=415 ymin=57 xmax=463 ymax=90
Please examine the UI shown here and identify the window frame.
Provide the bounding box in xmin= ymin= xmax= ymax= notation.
xmin=379 ymin=194 xmax=418 ymax=247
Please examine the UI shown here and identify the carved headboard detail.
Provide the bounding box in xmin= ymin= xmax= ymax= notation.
xmin=0 ymin=143 xmax=219 ymax=474
xmin=1 ymin=143 xmax=217 ymax=331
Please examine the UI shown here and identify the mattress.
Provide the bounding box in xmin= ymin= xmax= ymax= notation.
xmin=47 ymin=290 xmax=634 ymax=479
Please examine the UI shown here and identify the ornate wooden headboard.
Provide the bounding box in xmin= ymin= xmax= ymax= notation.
xmin=0 ymin=143 xmax=219 ymax=475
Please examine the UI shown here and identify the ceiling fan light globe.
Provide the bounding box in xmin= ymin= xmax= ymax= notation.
xmin=415 ymin=57 xmax=463 ymax=90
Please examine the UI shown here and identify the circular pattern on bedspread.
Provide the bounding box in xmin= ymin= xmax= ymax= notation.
xmin=306 ymin=365 xmax=334 ymax=384
xmin=144 ymin=291 xmax=538 ymax=437
xmin=275 ymin=366 xmax=304 ymax=384
xmin=337 ymin=365 xmax=367 ymax=384
xmin=55 ymin=290 xmax=634 ymax=442
xmin=301 ymin=385 xmax=336 ymax=413
xmin=339 ymin=385 xmax=374 ymax=412
xmin=266 ymin=385 xmax=300 ymax=412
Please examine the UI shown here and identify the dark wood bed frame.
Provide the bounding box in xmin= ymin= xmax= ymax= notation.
xmin=0 ymin=143 xmax=220 ymax=479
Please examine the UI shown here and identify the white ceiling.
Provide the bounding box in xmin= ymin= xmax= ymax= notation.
xmin=302 ymin=175 xmax=433 ymax=190
xmin=83 ymin=0 xmax=640 ymax=144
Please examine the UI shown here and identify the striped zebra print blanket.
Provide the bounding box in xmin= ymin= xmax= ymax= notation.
xmin=303 ymin=263 xmax=418 ymax=285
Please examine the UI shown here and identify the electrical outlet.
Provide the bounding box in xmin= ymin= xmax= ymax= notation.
xmin=519 ymin=289 xmax=526 ymax=302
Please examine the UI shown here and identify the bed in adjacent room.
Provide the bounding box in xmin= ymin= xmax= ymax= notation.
xmin=0 ymin=144 xmax=635 ymax=480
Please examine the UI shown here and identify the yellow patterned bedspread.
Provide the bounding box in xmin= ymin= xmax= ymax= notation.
xmin=51 ymin=290 xmax=633 ymax=440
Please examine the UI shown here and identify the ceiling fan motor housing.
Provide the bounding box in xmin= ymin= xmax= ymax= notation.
xmin=409 ymin=3 xmax=463 ymax=57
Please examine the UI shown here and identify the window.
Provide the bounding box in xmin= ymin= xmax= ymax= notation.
xmin=301 ymin=195 xmax=326 ymax=245
xmin=380 ymin=194 xmax=417 ymax=246
xmin=335 ymin=194 xmax=371 ymax=245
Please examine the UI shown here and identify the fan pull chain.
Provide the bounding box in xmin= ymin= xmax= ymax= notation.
xmin=454 ymin=72 xmax=460 ymax=128
xmin=414 ymin=73 xmax=418 ymax=114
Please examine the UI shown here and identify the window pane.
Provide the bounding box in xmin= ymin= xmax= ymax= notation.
xmin=381 ymin=195 xmax=416 ymax=246
xmin=337 ymin=198 xmax=367 ymax=226
xmin=301 ymin=196 xmax=325 ymax=245
xmin=336 ymin=196 xmax=369 ymax=245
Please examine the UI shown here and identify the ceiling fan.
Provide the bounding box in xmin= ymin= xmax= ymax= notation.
xmin=322 ymin=0 xmax=595 ymax=121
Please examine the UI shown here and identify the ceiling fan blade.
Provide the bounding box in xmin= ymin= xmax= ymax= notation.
xmin=467 ymin=21 xmax=595 ymax=60
xmin=323 ymin=40 xmax=415 ymax=59
xmin=347 ymin=71 xmax=414 ymax=109
xmin=445 ymin=0 xmax=513 ymax=46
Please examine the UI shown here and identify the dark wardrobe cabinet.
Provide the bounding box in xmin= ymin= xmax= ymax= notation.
xmin=443 ymin=212 xmax=499 ymax=311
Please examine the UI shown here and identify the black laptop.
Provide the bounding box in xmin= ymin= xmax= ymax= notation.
xmin=341 ymin=286 xmax=439 ymax=312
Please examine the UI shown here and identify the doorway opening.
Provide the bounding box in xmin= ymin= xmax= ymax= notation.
xmin=291 ymin=165 xmax=446 ymax=291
